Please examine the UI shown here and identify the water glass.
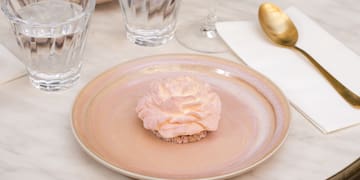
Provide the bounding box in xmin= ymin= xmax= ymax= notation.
xmin=119 ymin=0 xmax=181 ymax=46
xmin=1 ymin=0 xmax=96 ymax=91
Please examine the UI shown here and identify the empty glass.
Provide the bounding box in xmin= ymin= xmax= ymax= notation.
xmin=119 ymin=0 xmax=181 ymax=46
xmin=176 ymin=0 xmax=227 ymax=53
xmin=1 ymin=0 xmax=96 ymax=91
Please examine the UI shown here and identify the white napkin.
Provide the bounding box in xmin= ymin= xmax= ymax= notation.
xmin=0 ymin=44 xmax=26 ymax=84
xmin=216 ymin=7 xmax=360 ymax=133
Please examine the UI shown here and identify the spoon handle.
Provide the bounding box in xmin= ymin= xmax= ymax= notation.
xmin=294 ymin=46 xmax=360 ymax=108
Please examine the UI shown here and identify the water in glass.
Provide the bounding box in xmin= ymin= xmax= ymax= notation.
xmin=1 ymin=0 xmax=95 ymax=91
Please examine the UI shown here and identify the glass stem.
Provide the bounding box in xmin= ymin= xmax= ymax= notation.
xmin=200 ymin=0 xmax=218 ymax=38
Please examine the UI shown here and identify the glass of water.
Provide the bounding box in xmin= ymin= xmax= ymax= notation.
xmin=1 ymin=0 xmax=96 ymax=91
xmin=119 ymin=0 xmax=181 ymax=46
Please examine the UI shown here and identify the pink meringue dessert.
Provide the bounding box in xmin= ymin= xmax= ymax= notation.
xmin=136 ymin=76 xmax=222 ymax=144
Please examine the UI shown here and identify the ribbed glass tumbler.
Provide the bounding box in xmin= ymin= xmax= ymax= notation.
xmin=119 ymin=0 xmax=181 ymax=46
xmin=1 ymin=0 xmax=95 ymax=91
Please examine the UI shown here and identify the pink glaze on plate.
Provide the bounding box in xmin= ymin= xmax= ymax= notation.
xmin=72 ymin=54 xmax=291 ymax=180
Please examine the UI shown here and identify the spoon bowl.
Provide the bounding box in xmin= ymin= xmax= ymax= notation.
xmin=258 ymin=3 xmax=298 ymax=47
xmin=258 ymin=2 xmax=360 ymax=107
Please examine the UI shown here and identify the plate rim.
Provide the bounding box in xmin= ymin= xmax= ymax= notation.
xmin=71 ymin=53 xmax=291 ymax=180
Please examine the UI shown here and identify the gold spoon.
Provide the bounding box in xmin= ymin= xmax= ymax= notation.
xmin=258 ymin=2 xmax=360 ymax=108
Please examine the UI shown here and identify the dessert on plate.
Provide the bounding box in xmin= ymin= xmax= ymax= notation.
xmin=136 ymin=76 xmax=221 ymax=144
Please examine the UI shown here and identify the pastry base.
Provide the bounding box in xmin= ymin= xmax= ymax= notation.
xmin=152 ymin=130 xmax=208 ymax=144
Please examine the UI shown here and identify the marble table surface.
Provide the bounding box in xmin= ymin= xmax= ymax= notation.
xmin=0 ymin=0 xmax=359 ymax=179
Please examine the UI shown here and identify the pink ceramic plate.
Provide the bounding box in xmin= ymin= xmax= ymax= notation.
xmin=72 ymin=54 xmax=290 ymax=179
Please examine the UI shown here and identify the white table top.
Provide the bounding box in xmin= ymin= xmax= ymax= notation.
xmin=0 ymin=0 xmax=359 ymax=179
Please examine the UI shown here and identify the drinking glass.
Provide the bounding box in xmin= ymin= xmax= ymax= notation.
xmin=176 ymin=0 xmax=227 ymax=53
xmin=119 ymin=0 xmax=181 ymax=46
xmin=1 ymin=0 xmax=96 ymax=91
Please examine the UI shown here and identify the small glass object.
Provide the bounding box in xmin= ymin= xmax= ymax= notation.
xmin=1 ymin=0 xmax=95 ymax=91
xmin=176 ymin=0 xmax=227 ymax=53
xmin=119 ymin=0 xmax=181 ymax=46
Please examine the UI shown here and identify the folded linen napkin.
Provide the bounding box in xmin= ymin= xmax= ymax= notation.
xmin=0 ymin=44 xmax=26 ymax=84
xmin=216 ymin=7 xmax=360 ymax=133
